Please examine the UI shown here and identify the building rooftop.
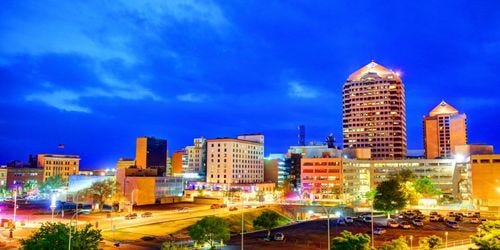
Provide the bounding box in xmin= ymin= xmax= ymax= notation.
xmin=429 ymin=101 xmax=459 ymax=116
xmin=347 ymin=61 xmax=400 ymax=81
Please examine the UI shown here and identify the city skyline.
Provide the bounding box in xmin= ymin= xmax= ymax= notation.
xmin=1 ymin=1 xmax=500 ymax=168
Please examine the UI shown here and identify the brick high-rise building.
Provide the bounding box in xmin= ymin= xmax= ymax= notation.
xmin=135 ymin=136 xmax=167 ymax=176
xmin=342 ymin=61 xmax=407 ymax=159
xmin=423 ymin=101 xmax=467 ymax=159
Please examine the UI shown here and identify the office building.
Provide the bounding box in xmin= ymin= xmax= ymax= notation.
xmin=342 ymin=61 xmax=407 ymax=159
xmin=6 ymin=166 xmax=44 ymax=191
xmin=206 ymin=135 xmax=264 ymax=185
xmin=135 ymin=136 xmax=167 ymax=176
xmin=170 ymin=150 xmax=186 ymax=176
xmin=265 ymin=154 xmax=287 ymax=186
xmin=469 ymin=154 xmax=500 ymax=211
xmin=116 ymin=158 xmax=135 ymax=169
xmin=423 ymin=101 xmax=467 ymax=159
xmin=301 ymin=157 xmax=343 ymax=200
xmin=185 ymin=137 xmax=207 ymax=176
xmin=36 ymin=154 xmax=80 ymax=181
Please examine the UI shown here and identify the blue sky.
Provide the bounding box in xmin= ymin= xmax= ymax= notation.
xmin=1 ymin=1 xmax=499 ymax=168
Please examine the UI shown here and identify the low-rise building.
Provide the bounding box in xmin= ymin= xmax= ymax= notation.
xmin=6 ymin=167 xmax=44 ymax=191
xmin=301 ymin=157 xmax=342 ymax=200
xmin=37 ymin=154 xmax=80 ymax=181
xmin=469 ymin=154 xmax=500 ymax=211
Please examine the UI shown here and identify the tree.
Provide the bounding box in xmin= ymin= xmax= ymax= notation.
xmin=471 ymin=220 xmax=500 ymax=249
xmin=414 ymin=178 xmax=442 ymax=198
xmin=253 ymin=211 xmax=281 ymax=239
xmin=419 ymin=235 xmax=443 ymax=249
xmin=80 ymin=179 xmax=117 ymax=211
xmin=0 ymin=186 xmax=11 ymax=199
xmin=188 ymin=216 xmax=230 ymax=249
xmin=20 ymin=222 xmax=102 ymax=250
xmin=379 ymin=237 xmax=410 ymax=250
xmin=389 ymin=169 xmax=416 ymax=183
xmin=373 ymin=179 xmax=407 ymax=217
xmin=331 ymin=230 xmax=370 ymax=250
xmin=23 ymin=180 xmax=38 ymax=193
xmin=39 ymin=175 xmax=65 ymax=194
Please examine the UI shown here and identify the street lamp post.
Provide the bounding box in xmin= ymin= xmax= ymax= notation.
xmin=241 ymin=194 xmax=244 ymax=250
xmin=50 ymin=193 xmax=57 ymax=222
xmin=371 ymin=201 xmax=374 ymax=249
xmin=13 ymin=191 xmax=17 ymax=226
xmin=445 ymin=231 xmax=448 ymax=249
xmin=320 ymin=205 xmax=337 ymax=250
xmin=409 ymin=235 xmax=413 ymax=249
xmin=68 ymin=210 xmax=81 ymax=250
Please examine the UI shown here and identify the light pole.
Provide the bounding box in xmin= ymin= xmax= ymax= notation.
xmin=68 ymin=210 xmax=82 ymax=250
xmin=320 ymin=205 xmax=337 ymax=250
xmin=371 ymin=200 xmax=374 ymax=249
xmin=445 ymin=231 xmax=448 ymax=249
xmin=50 ymin=193 xmax=57 ymax=222
xmin=241 ymin=194 xmax=244 ymax=250
xmin=409 ymin=235 xmax=413 ymax=249
xmin=13 ymin=190 xmax=17 ymax=226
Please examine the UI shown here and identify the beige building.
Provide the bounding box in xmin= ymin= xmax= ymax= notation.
xmin=37 ymin=154 xmax=80 ymax=181
xmin=116 ymin=158 xmax=135 ymax=169
xmin=206 ymin=135 xmax=264 ymax=185
xmin=342 ymin=61 xmax=407 ymax=159
xmin=185 ymin=137 xmax=206 ymax=175
xmin=424 ymin=101 xmax=467 ymax=159
xmin=469 ymin=154 xmax=500 ymax=210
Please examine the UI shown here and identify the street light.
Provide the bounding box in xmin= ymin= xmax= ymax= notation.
xmin=13 ymin=190 xmax=17 ymax=226
xmin=68 ymin=209 xmax=82 ymax=250
xmin=409 ymin=235 xmax=413 ymax=249
xmin=320 ymin=205 xmax=337 ymax=250
xmin=241 ymin=195 xmax=244 ymax=250
xmin=51 ymin=193 xmax=57 ymax=222
xmin=445 ymin=231 xmax=449 ymax=249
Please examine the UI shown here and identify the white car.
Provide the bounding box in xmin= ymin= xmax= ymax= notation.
xmin=344 ymin=216 xmax=354 ymax=223
xmin=387 ymin=219 xmax=399 ymax=228
xmin=445 ymin=220 xmax=459 ymax=228
xmin=470 ymin=217 xmax=480 ymax=224
xmin=400 ymin=221 xmax=412 ymax=229
xmin=412 ymin=219 xmax=424 ymax=227
xmin=274 ymin=232 xmax=285 ymax=241
xmin=336 ymin=218 xmax=346 ymax=225
xmin=374 ymin=227 xmax=387 ymax=235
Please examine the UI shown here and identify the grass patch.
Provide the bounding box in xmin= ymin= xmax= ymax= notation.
xmin=224 ymin=209 xmax=292 ymax=233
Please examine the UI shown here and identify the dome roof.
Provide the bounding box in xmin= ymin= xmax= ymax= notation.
xmin=348 ymin=61 xmax=400 ymax=81
xmin=429 ymin=101 xmax=459 ymax=116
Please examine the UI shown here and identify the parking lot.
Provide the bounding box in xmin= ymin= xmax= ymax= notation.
xmin=224 ymin=212 xmax=481 ymax=250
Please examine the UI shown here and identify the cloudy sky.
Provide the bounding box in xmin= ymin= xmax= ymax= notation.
xmin=1 ymin=1 xmax=499 ymax=168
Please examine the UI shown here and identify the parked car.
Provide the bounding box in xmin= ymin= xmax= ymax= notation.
xmin=220 ymin=204 xmax=228 ymax=208
xmin=274 ymin=232 xmax=285 ymax=241
xmin=445 ymin=220 xmax=459 ymax=228
xmin=447 ymin=211 xmax=456 ymax=217
xmin=363 ymin=216 xmax=372 ymax=223
xmin=344 ymin=216 xmax=354 ymax=223
xmin=125 ymin=213 xmax=137 ymax=220
xmin=400 ymin=221 xmax=412 ymax=229
xmin=374 ymin=227 xmax=387 ymax=235
xmin=429 ymin=215 xmax=444 ymax=222
xmin=229 ymin=206 xmax=238 ymax=211
xmin=177 ymin=207 xmax=190 ymax=213
xmin=336 ymin=218 xmax=346 ymax=225
xmin=412 ymin=219 xmax=424 ymax=227
xmin=210 ymin=204 xmax=221 ymax=209
xmin=387 ymin=219 xmax=399 ymax=228
xmin=429 ymin=211 xmax=439 ymax=216
xmin=469 ymin=217 xmax=480 ymax=224
xmin=141 ymin=212 xmax=152 ymax=218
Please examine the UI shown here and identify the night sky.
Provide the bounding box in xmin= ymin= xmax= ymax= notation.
xmin=1 ymin=1 xmax=499 ymax=169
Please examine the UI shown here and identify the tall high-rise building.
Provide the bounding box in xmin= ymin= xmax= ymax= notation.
xmin=342 ymin=61 xmax=407 ymax=159
xmin=135 ymin=136 xmax=167 ymax=176
xmin=206 ymin=134 xmax=264 ymax=185
xmin=423 ymin=101 xmax=467 ymax=159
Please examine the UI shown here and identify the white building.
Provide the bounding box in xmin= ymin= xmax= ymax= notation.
xmin=206 ymin=135 xmax=264 ymax=185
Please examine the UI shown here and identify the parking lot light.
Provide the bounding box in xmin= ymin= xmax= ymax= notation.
xmin=445 ymin=231 xmax=448 ymax=249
